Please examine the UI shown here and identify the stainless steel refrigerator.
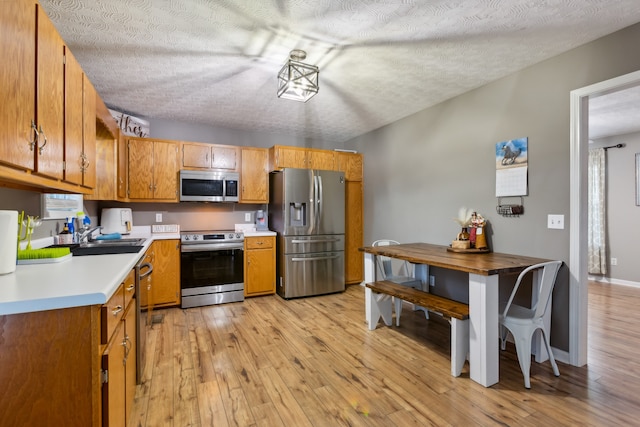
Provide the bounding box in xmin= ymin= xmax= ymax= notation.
xmin=269 ymin=168 xmax=345 ymax=298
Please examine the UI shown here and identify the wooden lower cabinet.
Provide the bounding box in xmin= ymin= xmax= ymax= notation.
xmin=102 ymin=298 xmax=137 ymax=427
xmin=102 ymin=316 xmax=126 ymax=427
xmin=0 ymin=305 xmax=101 ymax=426
xmin=148 ymin=239 xmax=181 ymax=308
xmin=244 ymin=235 xmax=276 ymax=296
xmin=0 ymin=270 xmax=138 ymax=427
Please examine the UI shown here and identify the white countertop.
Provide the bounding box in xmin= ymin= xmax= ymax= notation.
xmin=244 ymin=230 xmax=277 ymax=237
xmin=0 ymin=227 xmax=180 ymax=316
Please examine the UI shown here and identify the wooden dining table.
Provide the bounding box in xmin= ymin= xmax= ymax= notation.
xmin=359 ymin=242 xmax=552 ymax=387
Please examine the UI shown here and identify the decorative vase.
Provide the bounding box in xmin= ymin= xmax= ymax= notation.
xmin=457 ymin=227 xmax=470 ymax=241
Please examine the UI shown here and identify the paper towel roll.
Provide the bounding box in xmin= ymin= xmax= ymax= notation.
xmin=0 ymin=210 xmax=18 ymax=275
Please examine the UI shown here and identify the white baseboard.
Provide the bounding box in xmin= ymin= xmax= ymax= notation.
xmin=588 ymin=275 xmax=640 ymax=288
xmin=552 ymin=346 xmax=570 ymax=364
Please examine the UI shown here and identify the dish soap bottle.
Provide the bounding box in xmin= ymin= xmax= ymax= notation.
xmin=59 ymin=222 xmax=73 ymax=244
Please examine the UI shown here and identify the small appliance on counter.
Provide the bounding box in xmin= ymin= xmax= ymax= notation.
xmin=101 ymin=208 xmax=133 ymax=235
xmin=255 ymin=209 xmax=268 ymax=231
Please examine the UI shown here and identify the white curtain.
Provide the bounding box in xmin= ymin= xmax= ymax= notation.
xmin=588 ymin=148 xmax=607 ymax=275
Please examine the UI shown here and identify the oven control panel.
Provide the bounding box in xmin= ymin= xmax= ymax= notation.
xmin=181 ymin=231 xmax=244 ymax=243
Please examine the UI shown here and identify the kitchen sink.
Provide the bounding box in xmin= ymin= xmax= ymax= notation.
xmin=83 ymin=238 xmax=147 ymax=247
xmin=47 ymin=238 xmax=146 ymax=256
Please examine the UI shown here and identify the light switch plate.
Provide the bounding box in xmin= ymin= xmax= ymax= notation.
xmin=547 ymin=214 xmax=564 ymax=229
xmin=156 ymin=213 xmax=162 ymax=222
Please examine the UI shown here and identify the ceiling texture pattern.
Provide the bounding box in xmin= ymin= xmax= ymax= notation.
xmin=39 ymin=0 xmax=640 ymax=143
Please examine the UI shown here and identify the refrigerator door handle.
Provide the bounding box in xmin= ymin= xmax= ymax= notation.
xmin=291 ymin=254 xmax=341 ymax=262
xmin=317 ymin=174 xmax=323 ymax=231
xmin=291 ymin=238 xmax=341 ymax=244
xmin=309 ymin=170 xmax=316 ymax=234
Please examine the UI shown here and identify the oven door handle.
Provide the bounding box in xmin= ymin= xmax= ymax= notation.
xmin=181 ymin=242 xmax=244 ymax=252
xmin=138 ymin=262 xmax=153 ymax=279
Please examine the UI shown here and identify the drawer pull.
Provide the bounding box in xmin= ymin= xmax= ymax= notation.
xmin=112 ymin=305 xmax=123 ymax=316
xmin=126 ymin=284 xmax=135 ymax=292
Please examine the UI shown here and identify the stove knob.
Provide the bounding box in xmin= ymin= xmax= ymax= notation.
xmin=235 ymin=233 xmax=241 ymax=239
xmin=228 ymin=233 xmax=233 ymax=239
xmin=183 ymin=235 xmax=190 ymax=241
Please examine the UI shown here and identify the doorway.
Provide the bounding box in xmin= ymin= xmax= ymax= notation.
xmin=569 ymin=69 xmax=640 ymax=366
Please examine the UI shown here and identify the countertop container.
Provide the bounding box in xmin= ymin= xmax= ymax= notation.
xmin=0 ymin=210 xmax=18 ymax=275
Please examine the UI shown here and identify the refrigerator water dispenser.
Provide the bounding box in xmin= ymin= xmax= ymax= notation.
xmin=289 ymin=202 xmax=306 ymax=226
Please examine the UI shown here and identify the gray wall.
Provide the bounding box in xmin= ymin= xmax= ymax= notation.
xmin=149 ymin=118 xmax=335 ymax=150
xmin=590 ymin=132 xmax=640 ymax=284
xmin=344 ymin=23 xmax=640 ymax=351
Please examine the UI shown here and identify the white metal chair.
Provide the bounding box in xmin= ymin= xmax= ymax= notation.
xmin=372 ymin=239 xmax=424 ymax=325
xmin=500 ymin=260 xmax=563 ymax=388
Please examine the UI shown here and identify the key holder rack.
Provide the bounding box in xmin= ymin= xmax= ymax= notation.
xmin=496 ymin=197 xmax=524 ymax=217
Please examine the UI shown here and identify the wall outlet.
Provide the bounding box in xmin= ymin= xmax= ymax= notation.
xmin=245 ymin=212 xmax=251 ymax=222
xmin=429 ymin=275 xmax=435 ymax=287
xmin=611 ymin=257 xmax=618 ymax=266
xmin=547 ymin=214 xmax=564 ymax=229
xmin=156 ymin=213 xmax=162 ymax=223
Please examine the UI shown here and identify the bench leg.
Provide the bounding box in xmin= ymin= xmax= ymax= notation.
xmin=394 ymin=297 xmax=402 ymax=326
xmin=365 ymin=287 xmax=393 ymax=330
xmin=450 ymin=318 xmax=470 ymax=377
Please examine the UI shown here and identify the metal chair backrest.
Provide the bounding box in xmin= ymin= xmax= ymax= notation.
xmin=372 ymin=239 xmax=407 ymax=279
xmin=502 ymin=260 xmax=563 ymax=319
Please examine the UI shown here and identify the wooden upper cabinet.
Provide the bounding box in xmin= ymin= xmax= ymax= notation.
xmin=182 ymin=142 xmax=239 ymax=171
xmin=128 ymin=138 xmax=178 ymax=201
xmin=269 ymin=145 xmax=339 ymax=171
xmin=64 ymin=46 xmax=84 ymax=186
xmin=82 ymin=75 xmax=97 ymax=188
xmin=35 ymin=4 xmax=65 ymax=180
xmin=0 ymin=0 xmax=64 ymax=179
xmin=240 ymin=147 xmax=268 ymax=203
xmin=63 ymin=47 xmax=96 ymax=188
xmin=0 ymin=0 xmax=36 ymax=172
xmin=337 ymin=152 xmax=363 ymax=181
xmin=308 ymin=149 xmax=337 ymax=171
xmin=269 ymin=145 xmax=308 ymax=170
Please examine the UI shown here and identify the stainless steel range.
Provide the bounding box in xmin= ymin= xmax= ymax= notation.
xmin=180 ymin=230 xmax=244 ymax=308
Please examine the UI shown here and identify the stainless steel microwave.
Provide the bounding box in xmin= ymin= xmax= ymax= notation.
xmin=179 ymin=170 xmax=239 ymax=202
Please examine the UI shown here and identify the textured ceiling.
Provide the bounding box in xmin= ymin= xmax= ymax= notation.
xmin=589 ymin=85 xmax=640 ymax=140
xmin=39 ymin=0 xmax=640 ymax=143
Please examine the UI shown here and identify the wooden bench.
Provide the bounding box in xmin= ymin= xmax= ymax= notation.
xmin=365 ymin=280 xmax=470 ymax=377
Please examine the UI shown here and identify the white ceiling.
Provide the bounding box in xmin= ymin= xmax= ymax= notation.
xmin=588 ymin=85 xmax=640 ymax=140
xmin=39 ymin=0 xmax=640 ymax=143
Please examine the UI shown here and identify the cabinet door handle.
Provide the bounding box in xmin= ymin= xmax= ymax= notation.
xmin=28 ymin=120 xmax=38 ymax=151
xmin=126 ymin=284 xmax=135 ymax=293
xmin=122 ymin=335 xmax=132 ymax=362
xmin=37 ymin=126 xmax=47 ymax=155
xmin=112 ymin=305 xmax=123 ymax=316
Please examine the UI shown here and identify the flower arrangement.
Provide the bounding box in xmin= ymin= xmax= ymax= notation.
xmin=453 ymin=207 xmax=474 ymax=228
xmin=452 ymin=208 xmax=489 ymax=250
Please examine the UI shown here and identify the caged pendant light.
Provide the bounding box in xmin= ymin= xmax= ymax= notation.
xmin=277 ymin=49 xmax=319 ymax=102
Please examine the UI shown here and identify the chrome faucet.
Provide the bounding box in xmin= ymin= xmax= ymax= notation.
xmin=77 ymin=226 xmax=101 ymax=243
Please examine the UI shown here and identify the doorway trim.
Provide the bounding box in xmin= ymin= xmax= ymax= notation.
xmin=569 ymin=69 xmax=640 ymax=366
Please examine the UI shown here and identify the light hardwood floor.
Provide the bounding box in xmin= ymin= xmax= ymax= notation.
xmin=128 ymin=282 xmax=640 ymax=426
